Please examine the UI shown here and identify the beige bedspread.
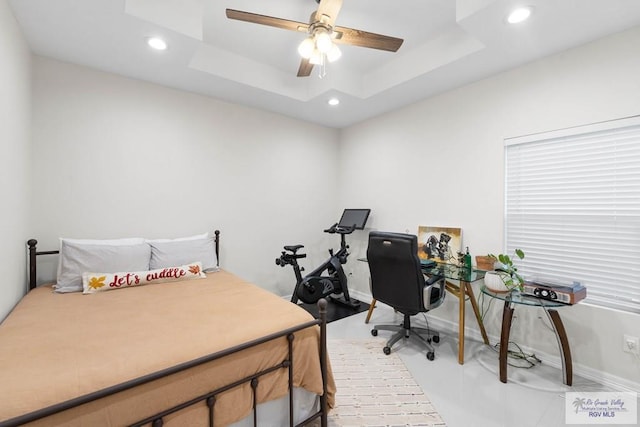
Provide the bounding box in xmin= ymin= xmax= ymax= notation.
xmin=0 ymin=270 xmax=335 ymax=426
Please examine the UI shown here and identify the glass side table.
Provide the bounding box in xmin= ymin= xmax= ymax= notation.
xmin=481 ymin=286 xmax=573 ymax=386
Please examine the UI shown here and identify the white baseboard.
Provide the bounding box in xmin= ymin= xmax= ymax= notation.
xmin=416 ymin=309 xmax=640 ymax=393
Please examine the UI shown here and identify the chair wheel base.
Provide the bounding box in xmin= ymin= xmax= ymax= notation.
xmin=383 ymin=346 xmax=391 ymax=355
xmin=432 ymin=335 xmax=440 ymax=343
xmin=371 ymin=329 xmax=378 ymax=337
xmin=427 ymin=351 xmax=435 ymax=361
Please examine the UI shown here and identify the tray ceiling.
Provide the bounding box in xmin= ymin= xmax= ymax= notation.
xmin=9 ymin=0 xmax=640 ymax=128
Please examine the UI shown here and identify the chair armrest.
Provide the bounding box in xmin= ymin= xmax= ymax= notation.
xmin=425 ymin=274 xmax=444 ymax=286
xmin=423 ymin=275 xmax=445 ymax=310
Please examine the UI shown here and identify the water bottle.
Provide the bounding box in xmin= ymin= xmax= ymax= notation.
xmin=464 ymin=247 xmax=472 ymax=271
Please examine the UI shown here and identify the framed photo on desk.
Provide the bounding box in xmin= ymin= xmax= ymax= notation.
xmin=418 ymin=225 xmax=462 ymax=263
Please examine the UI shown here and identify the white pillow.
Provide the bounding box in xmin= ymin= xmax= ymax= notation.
xmin=146 ymin=233 xmax=218 ymax=272
xmin=82 ymin=262 xmax=206 ymax=294
xmin=55 ymin=238 xmax=151 ymax=293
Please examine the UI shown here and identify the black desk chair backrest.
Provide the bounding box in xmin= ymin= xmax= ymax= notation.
xmin=367 ymin=231 xmax=427 ymax=316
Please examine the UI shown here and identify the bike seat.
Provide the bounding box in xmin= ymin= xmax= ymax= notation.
xmin=284 ymin=244 xmax=304 ymax=253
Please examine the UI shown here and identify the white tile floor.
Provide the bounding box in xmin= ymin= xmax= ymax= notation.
xmin=325 ymin=304 xmax=638 ymax=427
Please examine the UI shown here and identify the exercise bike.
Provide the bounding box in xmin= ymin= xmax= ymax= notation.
xmin=276 ymin=209 xmax=370 ymax=308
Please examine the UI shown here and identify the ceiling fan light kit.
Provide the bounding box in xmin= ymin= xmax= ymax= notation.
xmin=298 ymin=28 xmax=342 ymax=77
xmin=225 ymin=0 xmax=403 ymax=78
xmin=297 ymin=29 xmax=341 ymax=63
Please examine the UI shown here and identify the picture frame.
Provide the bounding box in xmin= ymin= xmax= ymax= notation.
xmin=417 ymin=226 xmax=462 ymax=263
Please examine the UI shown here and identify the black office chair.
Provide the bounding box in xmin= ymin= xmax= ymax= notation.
xmin=367 ymin=231 xmax=445 ymax=360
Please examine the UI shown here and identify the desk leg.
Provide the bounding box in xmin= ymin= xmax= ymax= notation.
xmin=458 ymin=282 xmax=466 ymax=365
xmin=499 ymin=301 xmax=514 ymax=383
xmin=365 ymin=299 xmax=376 ymax=324
xmin=465 ymin=282 xmax=489 ymax=345
xmin=546 ymin=309 xmax=573 ymax=386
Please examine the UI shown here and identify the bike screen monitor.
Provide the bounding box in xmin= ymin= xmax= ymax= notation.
xmin=338 ymin=209 xmax=371 ymax=230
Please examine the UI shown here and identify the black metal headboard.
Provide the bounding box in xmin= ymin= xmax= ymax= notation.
xmin=27 ymin=230 xmax=220 ymax=291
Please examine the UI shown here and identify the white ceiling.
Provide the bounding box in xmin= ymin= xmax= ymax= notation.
xmin=9 ymin=0 xmax=640 ymax=128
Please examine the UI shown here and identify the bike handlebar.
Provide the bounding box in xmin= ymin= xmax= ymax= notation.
xmin=324 ymin=223 xmax=357 ymax=235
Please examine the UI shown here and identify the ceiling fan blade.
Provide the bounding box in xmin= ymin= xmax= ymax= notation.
xmin=297 ymin=58 xmax=314 ymax=77
xmin=226 ymin=9 xmax=309 ymax=33
xmin=333 ymin=26 xmax=404 ymax=52
xmin=315 ymin=0 xmax=343 ymax=26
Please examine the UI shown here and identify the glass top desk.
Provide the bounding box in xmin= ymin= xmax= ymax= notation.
xmin=481 ymin=286 xmax=573 ymax=386
xmin=364 ymin=259 xmax=490 ymax=365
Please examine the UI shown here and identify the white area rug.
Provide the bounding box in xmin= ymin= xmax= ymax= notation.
xmin=325 ymin=339 xmax=446 ymax=427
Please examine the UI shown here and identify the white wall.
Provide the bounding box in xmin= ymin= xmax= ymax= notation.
xmin=0 ymin=0 xmax=31 ymax=321
xmin=30 ymin=57 xmax=340 ymax=296
xmin=339 ymin=26 xmax=640 ymax=387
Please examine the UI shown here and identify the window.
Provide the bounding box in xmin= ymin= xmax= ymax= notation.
xmin=505 ymin=116 xmax=640 ymax=313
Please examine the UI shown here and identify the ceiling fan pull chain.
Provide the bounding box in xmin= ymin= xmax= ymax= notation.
xmin=319 ymin=54 xmax=327 ymax=79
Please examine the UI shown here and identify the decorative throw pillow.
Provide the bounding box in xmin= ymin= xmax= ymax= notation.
xmin=146 ymin=233 xmax=218 ymax=272
xmin=55 ymin=237 xmax=150 ymax=293
xmin=82 ymin=262 xmax=206 ymax=294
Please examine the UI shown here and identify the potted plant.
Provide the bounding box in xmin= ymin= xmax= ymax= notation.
xmin=484 ymin=249 xmax=525 ymax=293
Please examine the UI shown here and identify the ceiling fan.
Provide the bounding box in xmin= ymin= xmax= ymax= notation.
xmin=226 ymin=0 xmax=404 ymax=77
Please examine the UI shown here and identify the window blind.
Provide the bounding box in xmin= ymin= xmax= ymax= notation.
xmin=504 ymin=116 xmax=640 ymax=313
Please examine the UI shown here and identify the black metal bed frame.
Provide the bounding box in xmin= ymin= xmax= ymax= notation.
xmin=2 ymin=232 xmax=329 ymax=427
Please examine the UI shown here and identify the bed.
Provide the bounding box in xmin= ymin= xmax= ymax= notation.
xmin=0 ymin=231 xmax=334 ymax=426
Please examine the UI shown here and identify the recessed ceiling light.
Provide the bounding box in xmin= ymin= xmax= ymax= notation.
xmin=328 ymin=98 xmax=340 ymax=106
xmin=507 ymin=7 xmax=532 ymax=24
xmin=147 ymin=37 xmax=167 ymax=51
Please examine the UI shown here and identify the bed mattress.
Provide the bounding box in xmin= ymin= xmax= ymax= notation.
xmin=0 ymin=270 xmax=335 ymax=426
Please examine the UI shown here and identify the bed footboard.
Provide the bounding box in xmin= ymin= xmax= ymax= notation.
xmin=131 ymin=299 xmax=329 ymax=427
